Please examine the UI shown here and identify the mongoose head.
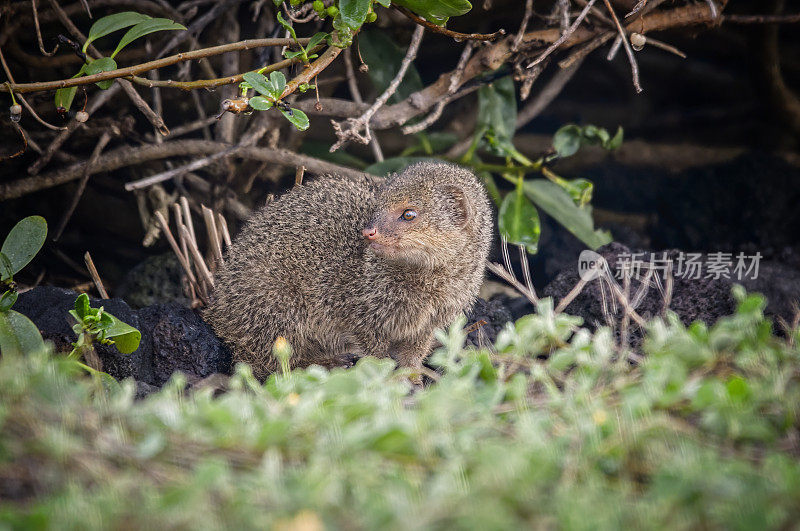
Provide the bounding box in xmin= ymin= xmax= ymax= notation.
xmin=363 ymin=162 xmax=492 ymax=268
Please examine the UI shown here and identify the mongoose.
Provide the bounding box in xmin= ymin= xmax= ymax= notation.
xmin=203 ymin=162 xmax=492 ymax=380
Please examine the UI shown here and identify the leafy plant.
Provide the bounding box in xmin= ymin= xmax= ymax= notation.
xmin=462 ymin=75 xmax=616 ymax=253
xmin=241 ymin=71 xmax=310 ymax=131
xmin=1 ymin=288 xmax=798 ymax=528
xmin=0 ymin=216 xmax=47 ymax=356
xmin=55 ymin=12 xmax=185 ymax=112
xmin=69 ymin=293 xmax=141 ymax=360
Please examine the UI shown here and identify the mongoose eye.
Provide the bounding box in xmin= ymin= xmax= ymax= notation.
xmin=401 ymin=209 xmax=417 ymax=221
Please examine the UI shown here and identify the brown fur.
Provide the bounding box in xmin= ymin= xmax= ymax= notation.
xmin=203 ymin=162 xmax=492 ymax=380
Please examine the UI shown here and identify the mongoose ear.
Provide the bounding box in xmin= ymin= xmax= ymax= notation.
xmin=439 ymin=184 xmax=473 ymax=228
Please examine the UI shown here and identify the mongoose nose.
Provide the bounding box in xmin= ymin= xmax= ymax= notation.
xmin=363 ymin=227 xmax=378 ymax=240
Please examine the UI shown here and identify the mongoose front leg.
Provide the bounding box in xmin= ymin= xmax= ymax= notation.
xmin=389 ymin=335 xmax=435 ymax=388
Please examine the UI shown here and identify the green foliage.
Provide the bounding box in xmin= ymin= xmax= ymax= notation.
xmin=393 ymin=0 xmax=472 ymax=25
xmin=0 ymin=216 xmax=47 ymax=282
xmin=241 ymin=71 xmax=310 ymax=131
xmin=69 ymin=293 xmax=141 ymax=357
xmin=552 ymin=123 xmax=624 ymax=158
xmin=55 ymin=12 xmax=185 ymax=111
xmin=1 ymin=290 xmax=798 ymax=528
xmin=498 ymin=179 xmax=540 ymax=254
xmin=523 ymin=179 xmax=612 ymax=249
xmin=0 ymin=216 xmax=47 ymax=357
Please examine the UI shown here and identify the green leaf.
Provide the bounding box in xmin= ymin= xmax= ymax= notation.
xmin=306 ymin=32 xmax=329 ymax=50
xmin=0 ymin=290 xmax=18 ymax=312
xmin=83 ymin=11 xmax=152 ymax=53
xmin=358 ymin=30 xmax=423 ymax=103
xmin=268 ymin=71 xmax=287 ymax=96
xmin=375 ymin=0 xmax=391 ymax=6
xmin=523 ymin=179 xmax=612 ymax=249
xmin=0 ymin=309 xmax=45 ymax=356
xmin=84 ymin=57 xmax=118 ymax=89
xmin=339 ymin=0 xmax=372 ymax=30
xmin=553 ymin=124 xmax=582 ymax=158
xmin=275 ymin=12 xmax=297 ymax=41
xmin=280 ymin=108 xmax=309 ymax=131
xmin=498 ymin=184 xmax=541 ymax=254
xmin=105 ymin=315 xmax=141 ymax=354
xmin=392 ymin=0 xmax=472 ymax=25
xmin=242 ymin=72 xmax=272 ymax=97
xmin=111 ymin=18 xmax=186 ymax=58
xmin=73 ymin=293 xmax=91 ymax=321
xmin=248 ymin=96 xmax=273 ymax=111
xmin=476 ymin=76 xmax=518 ymax=158
xmin=0 ymin=253 xmax=12 ymax=282
xmin=1 ymin=216 xmax=47 ymax=281
xmin=607 ymin=126 xmax=624 ymax=150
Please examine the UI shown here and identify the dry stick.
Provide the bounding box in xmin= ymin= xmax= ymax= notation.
xmin=600 ymin=268 xmax=647 ymax=328
xmin=83 ymin=252 xmax=109 ymax=299
xmin=331 ymin=25 xmax=424 ymax=152
xmin=27 ymin=84 xmax=121 ymax=175
xmin=172 ymin=203 xmax=199 ymax=304
xmin=402 ymin=41 xmax=474 ymax=135
xmin=343 ymin=48 xmax=384 ymax=162
xmin=528 ymin=0 xmax=597 ymax=68
xmin=217 ymin=213 xmax=232 ymax=248
xmin=518 ymin=244 xmax=536 ymax=299
xmin=180 ymin=196 xmax=197 ymax=249
xmin=662 ymin=258 xmax=673 ymax=314
xmin=602 ymin=0 xmax=643 ymax=93
xmin=0 ymin=50 xmax=65 ymax=131
xmin=125 ymin=144 xmax=240 ymax=191
xmin=180 ymin=225 xmax=214 ymax=290
xmin=31 ymin=0 xmax=56 ymax=56
xmin=620 ymin=263 xmax=631 ymax=352
xmin=2 ymin=139 xmax=369 ymax=200
xmin=724 ymin=13 xmax=800 ymax=24
xmin=512 ymin=0 xmax=535 ymax=52
xmin=704 ymin=0 xmax=719 ymax=20
xmin=625 ymin=0 xmax=648 ymax=18
xmin=394 ymin=5 xmax=505 ymax=42
xmin=155 ymin=210 xmax=200 ymax=287
xmin=486 ymin=261 xmax=539 ymax=307
xmin=53 ymin=131 xmax=112 ymax=241
xmin=143 ymin=115 xmax=218 ymax=142
xmin=554 ymin=277 xmax=589 ymax=314
xmin=294 ymin=165 xmax=305 ymax=187
xmin=201 ymin=205 xmax=223 ymax=265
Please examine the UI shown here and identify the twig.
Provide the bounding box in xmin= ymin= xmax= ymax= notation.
xmin=217 ymin=213 xmax=232 ymax=248
xmin=180 ymin=225 xmax=215 ymax=290
xmin=516 ymin=56 xmax=585 ymax=129
xmin=125 ymin=144 xmax=240 ymax=191
xmin=554 ymin=278 xmax=589 ymax=314
xmin=155 ymin=210 xmax=201 ymax=291
xmin=486 ymin=261 xmax=539 ymax=307
xmin=394 ymin=5 xmax=505 ymax=42
xmin=518 ymin=244 xmax=535 ymax=299
xmin=331 ymin=25 xmax=424 ymax=152
xmin=201 ymin=205 xmax=223 ymax=266
xmin=402 ymin=41 xmax=473 ymax=135
xmin=53 ymin=130 xmax=112 ymax=241
xmin=294 ymin=165 xmax=305 ymax=187
xmin=528 ymin=0 xmax=597 ymax=68
xmin=180 ymin=196 xmax=197 ymax=248
xmin=625 ymin=0 xmax=648 ymax=18
xmin=723 ymin=13 xmax=800 ymax=24
xmin=343 ymin=48 xmax=384 ymax=161
xmin=2 ymin=140 xmax=370 ymax=200
xmin=83 ymin=252 xmax=109 ymax=299
xmin=27 ymin=84 xmax=120 ymax=175
xmin=512 ymin=0 xmax=535 ymax=52
xmin=602 ymin=0 xmax=643 ymax=93
xmin=0 ymin=49 xmax=66 ymax=130
xmin=31 ymin=0 xmax=57 ymax=56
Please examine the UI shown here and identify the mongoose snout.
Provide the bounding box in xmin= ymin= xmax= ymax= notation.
xmin=203 ymin=161 xmax=493 ymax=381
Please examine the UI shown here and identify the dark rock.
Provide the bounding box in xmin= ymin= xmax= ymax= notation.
xmin=542 ymin=243 xmax=737 ymax=344
xmin=14 ymin=287 xmax=230 ymax=389
xmin=466 ymin=297 xmax=514 ymax=347
xmin=14 ymin=287 xmax=150 ymax=382
xmin=116 ymin=253 xmax=190 ymax=309
xmin=135 ymin=381 xmax=160 ymax=399
xmin=138 ymin=304 xmax=231 ymax=386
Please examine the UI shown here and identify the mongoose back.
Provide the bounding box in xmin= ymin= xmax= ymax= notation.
xmin=204 ymin=162 xmax=492 ymax=380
